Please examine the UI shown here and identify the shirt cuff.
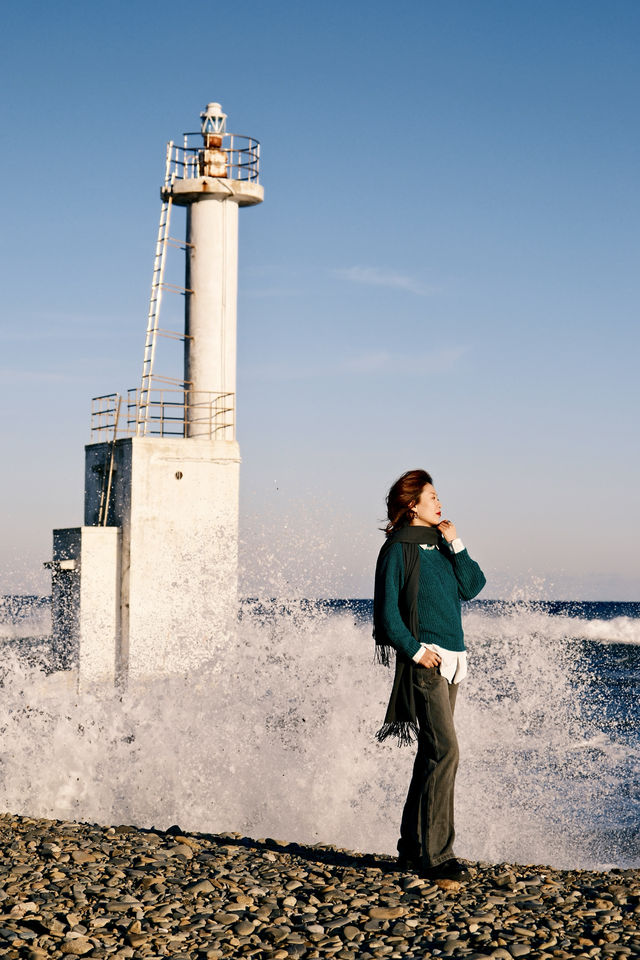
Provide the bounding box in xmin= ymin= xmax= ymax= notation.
xmin=412 ymin=643 xmax=427 ymax=664
xmin=450 ymin=538 xmax=465 ymax=554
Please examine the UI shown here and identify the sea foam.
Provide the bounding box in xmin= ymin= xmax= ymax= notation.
xmin=0 ymin=599 xmax=637 ymax=870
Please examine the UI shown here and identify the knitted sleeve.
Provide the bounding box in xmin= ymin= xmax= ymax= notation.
xmin=450 ymin=548 xmax=486 ymax=601
xmin=378 ymin=542 xmax=422 ymax=660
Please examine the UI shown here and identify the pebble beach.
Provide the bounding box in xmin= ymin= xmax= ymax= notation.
xmin=0 ymin=814 xmax=637 ymax=960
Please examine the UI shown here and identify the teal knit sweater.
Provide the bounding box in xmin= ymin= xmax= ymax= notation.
xmin=379 ymin=542 xmax=486 ymax=659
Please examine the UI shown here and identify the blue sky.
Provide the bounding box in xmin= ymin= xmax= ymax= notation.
xmin=1 ymin=0 xmax=639 ymax=598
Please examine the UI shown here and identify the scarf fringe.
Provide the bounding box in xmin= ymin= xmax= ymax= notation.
xmin=374 ymin=721 xmax=418 ymax=747
xmin=374 ymin=643 xmax=393 ymax=668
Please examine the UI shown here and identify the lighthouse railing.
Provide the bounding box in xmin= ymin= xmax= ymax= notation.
xmin=90 ymin=388 xmax=235 ymax=440
xmin=164 ymin=132 xmax=260 ymax=186
xmin=91 ymin=394 xmax=122 ymax=438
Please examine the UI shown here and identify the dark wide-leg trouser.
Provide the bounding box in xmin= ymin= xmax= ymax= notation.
xmin=398 ymin=666 xmax=459 ymax=868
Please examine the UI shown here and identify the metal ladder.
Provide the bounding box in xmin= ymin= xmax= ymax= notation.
xmin=136 ymin=195 xmax=195 ymax=436
xmin=97 ymin=394 xmax=122 ymax=525
xmin=137 ymin=198 xmax=173 ymax=434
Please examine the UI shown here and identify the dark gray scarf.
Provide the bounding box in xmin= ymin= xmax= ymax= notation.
xmin=373 ymin=525 xmax=441 ymax=745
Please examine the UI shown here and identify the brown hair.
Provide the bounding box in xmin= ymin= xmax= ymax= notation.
xmin=384 ymin=469 xmax=433 ymax=536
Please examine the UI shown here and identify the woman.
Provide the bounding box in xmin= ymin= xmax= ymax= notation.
xmin=373 ymin=469 xmax=486 ymax=881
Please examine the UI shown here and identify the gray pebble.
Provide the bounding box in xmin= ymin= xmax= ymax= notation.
xmin=509 ymin=945 xmax=531 ymax=957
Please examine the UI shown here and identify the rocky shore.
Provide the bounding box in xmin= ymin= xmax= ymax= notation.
xmin=0 ymin=814 xmax=637 ymax=960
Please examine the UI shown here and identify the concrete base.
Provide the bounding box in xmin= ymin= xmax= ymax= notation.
xmin=52 ymin=527 xmax=121 ymax=688
xmin=83 ymin=436 xmax=240 ymax=684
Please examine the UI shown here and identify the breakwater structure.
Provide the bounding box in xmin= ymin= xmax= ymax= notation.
xmin=45 ymin=103 xmax=263 ymax=689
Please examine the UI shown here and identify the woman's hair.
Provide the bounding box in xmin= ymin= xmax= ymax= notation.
xmin=384 ymin=469 xmax=433 ymax=536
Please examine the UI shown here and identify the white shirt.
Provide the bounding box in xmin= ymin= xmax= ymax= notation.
xmin=411 ymin=538 xmax=468 ymax=684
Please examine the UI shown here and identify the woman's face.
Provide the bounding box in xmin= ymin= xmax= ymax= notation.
xmin=410 ymin=483 xmax=442 ymax=527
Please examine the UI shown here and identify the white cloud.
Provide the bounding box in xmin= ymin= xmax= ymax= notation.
xmin=335 ymin=266 xmax=437 ymax=296
xmin=339 ymin=351 xmax=389 ymax=374
xmin=241 ymin=345 xmax=468 ymax=382
xmin=242 ymin=287 xmax=305 ymax=298
xmin=340 ymin=346 xmax=467 ymax=375
xmin=0 ymin=367 xmax=71 ymax=383
xmin=0 ymin=311 xmax=127 ymax=342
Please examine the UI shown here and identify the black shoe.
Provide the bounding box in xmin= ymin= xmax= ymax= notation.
xmin=421 ymin=858 xmax=470 ymax=881
xmin=397 ymin=853 xmax=421 ymax=873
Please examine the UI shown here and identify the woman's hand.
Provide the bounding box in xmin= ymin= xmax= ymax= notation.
xmin=438 ymin=519 xmax=457 ymax=543
xmin=419 ymin=648 xmax=441 ymax=669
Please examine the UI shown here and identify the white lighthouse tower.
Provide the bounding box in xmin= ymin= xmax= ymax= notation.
xmin=48 ymin=103 xmax=263 ymax=687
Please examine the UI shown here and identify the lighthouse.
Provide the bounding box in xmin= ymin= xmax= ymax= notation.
xmin=47 ymin=103 xmax=263 ymax=687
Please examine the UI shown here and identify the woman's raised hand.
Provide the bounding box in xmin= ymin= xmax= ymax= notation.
xmin=438 ymin=519 xmax=457 ymax=542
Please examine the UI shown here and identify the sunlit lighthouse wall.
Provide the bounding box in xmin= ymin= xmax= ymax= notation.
xmin=47 ymin=103 xmax=264 ymax=687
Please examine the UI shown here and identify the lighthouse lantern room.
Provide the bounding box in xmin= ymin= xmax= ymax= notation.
xmin=47 ymin=103 xmax=263 ymax=688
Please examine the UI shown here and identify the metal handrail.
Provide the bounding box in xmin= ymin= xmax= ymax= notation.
xmin=91 ymin=394 xmax=122 ymax=437
xmin=91 ymin=387 xmax=235 ymax=441
xmin=164 ymin=132 xmax=260 ymax=185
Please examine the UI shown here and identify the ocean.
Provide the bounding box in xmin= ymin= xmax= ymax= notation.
xmin=0 ymin=596 xmax=638 ymax=872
